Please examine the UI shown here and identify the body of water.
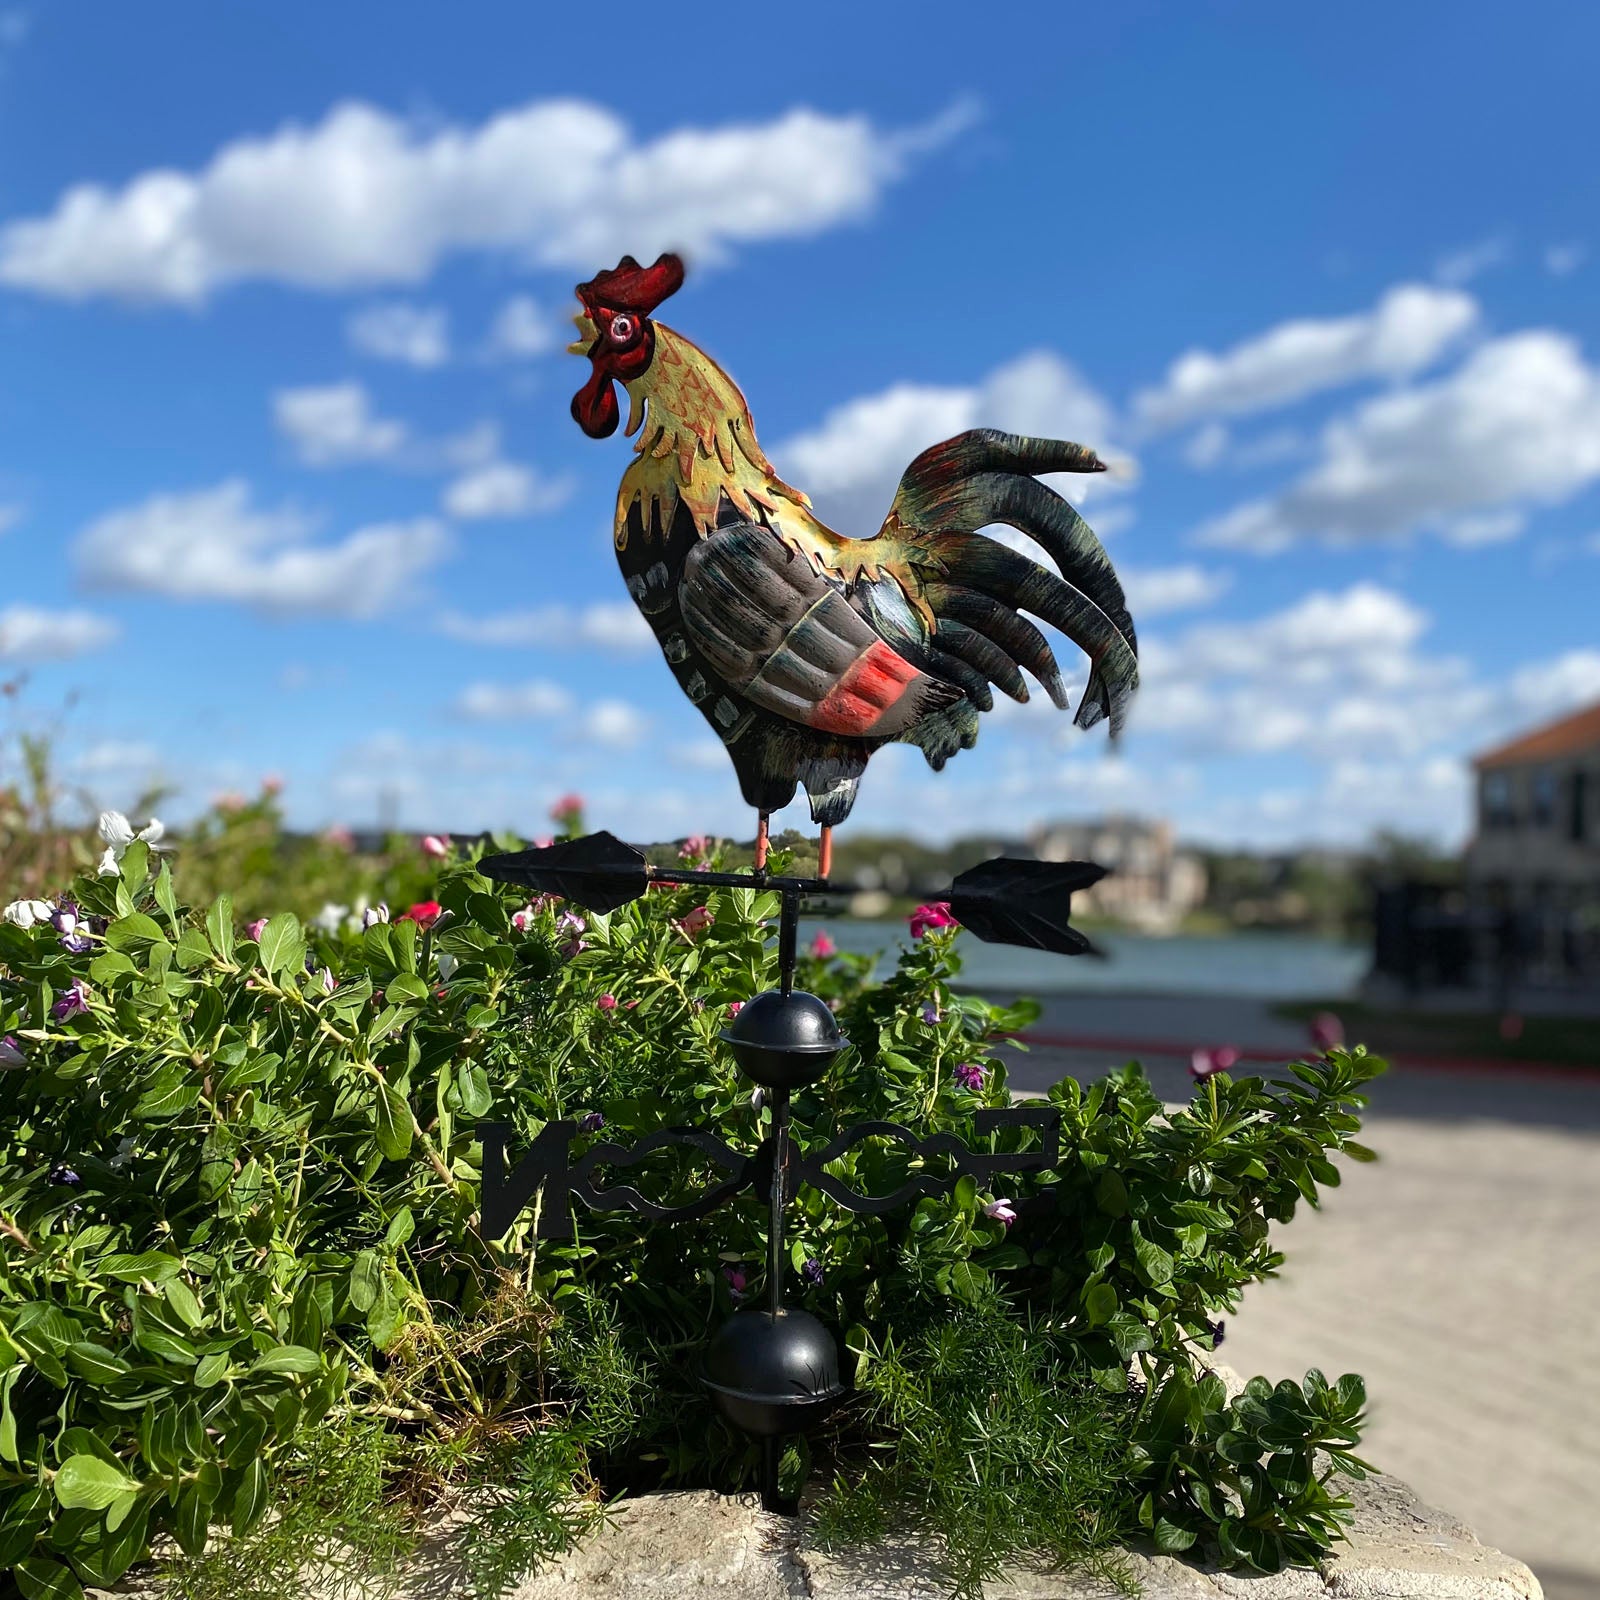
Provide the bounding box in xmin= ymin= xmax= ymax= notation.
xmin=809 ymin=920 xmax=1368 ymax=1001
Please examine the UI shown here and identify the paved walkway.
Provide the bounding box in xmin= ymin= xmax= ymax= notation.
xmin=995 ymin=995 xmax=1600 ymax=1600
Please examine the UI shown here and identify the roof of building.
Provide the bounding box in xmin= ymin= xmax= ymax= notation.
xmin=1474 ymin=698 xmax=1600 ymax=770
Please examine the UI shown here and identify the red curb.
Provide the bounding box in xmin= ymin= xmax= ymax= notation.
xmin=1014 ymin=1030 xmax=1600 ymax=1084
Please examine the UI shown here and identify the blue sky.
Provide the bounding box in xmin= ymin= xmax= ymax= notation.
xmin=2 ymin=0 xmax=1597 ymax=850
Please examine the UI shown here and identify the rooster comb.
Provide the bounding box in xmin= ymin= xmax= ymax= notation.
xmin=576 ymin=252 xmax=686 ymax=316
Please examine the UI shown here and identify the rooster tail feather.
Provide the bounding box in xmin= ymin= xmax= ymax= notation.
xmin=903 ymin=697 xmax=981 ymax=772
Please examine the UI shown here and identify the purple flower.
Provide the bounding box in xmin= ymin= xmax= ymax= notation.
xmin=952 ymin=1062 xmax=987 ymax=1093
xmin=921 ymin=1001 xmax=941 ymax=1026
xmin=722 ymin=1264 xmax=748 ymax=1299
xmin=49 ymin=1163 xmax=81 ymax=1188
xmin=0 ymin=1035 xmax=24 ymax=1069
xmin=983 ymin=1197 xmax=1018 ymax=1228
xmin=1206 ymin=1319 xmax=1227 ymax=1348
xmin=578 ymin=1112 xmax=606 ymax=1134
xmin=1309 ymin=1012 xmax=1344 ymax=1053
xmin=245 ymin=917 xmax=269 ymax=943
xmin=801 ymin=1258 xmax=824 ymax=1288
xmin=51 ymin=980 xmax=90 ymax=1020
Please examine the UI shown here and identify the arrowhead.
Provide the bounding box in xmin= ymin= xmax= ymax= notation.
xmin=479 ymin=830 xmax=650 ymax=914
xmin=948 ymin=856 xmax=1107 ymax=957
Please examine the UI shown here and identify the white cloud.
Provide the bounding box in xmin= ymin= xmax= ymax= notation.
xmin=438 ymin=601 xmax=652 ymax=653
xmin=585 ymin=699 xmax=650 ymax=749
xmin=1438 ymin=509 xmax=1526 ymax=548
xmin=1196 ymin=331 xmax=1600 ymax=553
xmin=0 ymin=97 xmax=968 ymax=304
xmin=775 ymin=349 xmax=1122 ymax=538
xmin=274 ymin=382 xmax=407 ymax=465
xmin=1545 ymin=243 xmax=1586 ymax=278
xmin=484 ymin=294 xmax=555 ymax=360
xmin=441 ymin=460 xmax=571 ymax=519
xmin=1434 ymin=235 xmax=1509 ymax=286
xmin=1120 ymin=564 xmax=1231 ymax=617
xmin=0 ymin=604 xmax=118 ymax=661
xmin=346 ymin=301 xmax=450 ymax=368
xmin=74 ymin=480 xmax=450 ymax=617
xmin=1136 ymin=284 xmax=1478 ymax=431
xmin=454 ymin=679 xmax=574 ymax=720
xmin=1507 ymin=649 xmax=1600 ymax=719
xmin=72 ymin=740 xmax=161 ymax=776
xmin=0 ymin=503 xmax=21 ymax=536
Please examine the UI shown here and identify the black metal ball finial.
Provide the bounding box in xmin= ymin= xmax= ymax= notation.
xmin=702 ymin=1307 xmax=846 ymax=1437
xmin=720 ymin=987 xmax=847 ymax=1089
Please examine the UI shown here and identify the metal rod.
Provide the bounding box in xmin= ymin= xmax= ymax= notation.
xmin=777 ymin=887 xmax=800 ymax=996
xmin=761 ymin=1435 xmax=782 ymax=1512
xmin=647 ymin=864 xmax=835 ymax=895
xmin=767 ymin=1084 xmax=790 ymax=1315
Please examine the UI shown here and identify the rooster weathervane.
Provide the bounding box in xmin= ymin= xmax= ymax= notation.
xmin=476 ymin=252 xmax=1142 ymax=1511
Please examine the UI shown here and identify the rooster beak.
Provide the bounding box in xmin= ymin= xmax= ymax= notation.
xmin=568 ymin=311 xmax=596 ymax=355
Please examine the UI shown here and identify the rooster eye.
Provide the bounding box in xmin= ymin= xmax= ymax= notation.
xmin=608 ymin=313 xmax=637 ymax=343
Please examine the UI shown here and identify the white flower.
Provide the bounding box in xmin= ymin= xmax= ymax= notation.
xmin=311 ymin=902 xmax=349 ymax=934
xmin=97 ymin=811 xmax=165 ymax=875
xmin=109 ymin=1135 xmax=137 ymax=1171
xmin=3 ymin=899 xmax=54 ymax=929
xmin=361 ymin=903 xmax=390 ymax=929
xmin=436 ymin=950 xmax=458 ymax=981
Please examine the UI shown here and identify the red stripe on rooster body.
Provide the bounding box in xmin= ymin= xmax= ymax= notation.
xmin=568 ymin=253 xmax=1140 ymax=873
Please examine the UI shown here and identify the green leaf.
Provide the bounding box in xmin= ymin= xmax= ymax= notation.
xmin=173 ymin=1484 xmax=209 ymax=1557
xmin=457 ymin=1064 xmax=492 ymax=1118
xmin=64 ymin=1342 xmax=131 ymax=1384
xmin=103 ymin=912 xmax=166 ymax=954
xmin=101 ymin=1251 xmax=182 ymax=1283
xmin=348 ymin=1251 xmax=383 ymax=1314
xmin=1082 ymin=1282 xmax=1118 ymax=1327
xmin=119 ymin=838 xmax=150 ymax=886
xmin=256 ymin=912 xmax=304 ymax=976
xmin=15 ymin=1555 xmax=83 ymax=1600
xmin=383 ymin=1206 xmax=415 ymax=1248
xmin=1133 ymin=1228 xmax=1175 ymax=1287
xmin=1095 ymin=1168 xmax=1128 ymax=1216
xmin=174 ymin=928 xmax=213 ymax=970
xmin=194 ymin=1351 xmax=230 ymax=1389
xmin=1153 ymin=1518 xmax=1198 ymax=1553
xmin=206 ymin=894 xmax=235 ymax=960
xmin=1342 ymin=1141 xmax=1378 ymax=1163
xmin=153 ymin=861 xmax=179 ymax=926
xmin=374 ymin=1080 xmax=413 ymax=1160
xmin=232 ymin=1456 xmax=269 ymax=1538
xmin=53 ymin=1454 xmax=137 ymax=1511
xmin=249 ymin=1345 xmax=322 ymax=1378
xmin=384 ymin=973 xmax=430 ymax=1004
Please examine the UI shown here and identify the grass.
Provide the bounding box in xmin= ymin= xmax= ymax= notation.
xmin=1273 ymin=999 xmax=1599 ymax=1067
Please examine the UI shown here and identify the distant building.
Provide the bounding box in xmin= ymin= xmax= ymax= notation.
xmin=1465 ymin=699 xmax=1600 ymax=989
xmin=1030 ymin=816 xmax=1206 ymax=934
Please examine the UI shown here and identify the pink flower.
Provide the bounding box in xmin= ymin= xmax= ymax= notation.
xmin=677 ymin=904 xmax=714 ymax=939
xmin=908 ymin=902 xmax=958 ymax=940
xmin=398 ymin=901 xmax=442 ymax=930
xmin=722 ymin=1264 xmax=748 ymax=1299
xmin=727 ymin=1001 xmax=744 ymax=1019
xmin=678 ymin=833 xmax=712 ymax=863
xmin=52 ymin=979 xmax=90 ymax=1019
xmin=952 ymin=1061 xmax=987 ymax=1093
xmin=549 ymin=794 xmax=584 ymax=826
xmin=597 ymin=993 xmax=618 ymax=1012
xmin=983 ymin=1198 xmax=1018 ymax=1228
xmin=534 ymin=836 xmax=555 ymax=850
xmin=245 ymin=917 xmax=269 ymax=943
xmin=511 ymin=905 xmax=536 ymax=932
xmin=322 ymin=825 xmax=355 ymax=851
xmin=420 ymin=834 xmax=451 ymax=859
xmin=1309 ymin=1011 xmax=1344 ymax=1053
xmin=262 ymin=774 xmax=284 ymax=796
xmin=1189 ymin=1046 xmax=1241 ymax=1081
xmin=808 ymin=930 xmax=837 ymax=959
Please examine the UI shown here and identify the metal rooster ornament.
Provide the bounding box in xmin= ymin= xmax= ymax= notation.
xmin=569 ymin=252 xmax=1139 ymax=876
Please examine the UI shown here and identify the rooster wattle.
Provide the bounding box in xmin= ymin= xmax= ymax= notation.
xmin=569 ymin=252 xmax=1139 ymax=876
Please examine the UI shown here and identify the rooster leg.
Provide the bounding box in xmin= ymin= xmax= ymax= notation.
xmin=817 ymin=825 xmax=834 ymax=881
xmin=754 ymin=812 xmax=771 ymax=871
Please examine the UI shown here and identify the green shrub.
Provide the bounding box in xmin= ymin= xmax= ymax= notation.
xmin=0 ymin=826 xmax=1380 ymax=1599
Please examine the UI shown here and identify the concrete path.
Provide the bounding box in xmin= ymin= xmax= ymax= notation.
xmin=993 ymin=997 xmax=1600 ymax=1600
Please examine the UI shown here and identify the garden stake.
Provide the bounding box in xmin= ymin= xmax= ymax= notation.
xmin=478 ymin=835 xmax=1104 ymax=1511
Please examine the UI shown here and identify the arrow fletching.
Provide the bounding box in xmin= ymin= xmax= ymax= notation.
xmin=948 ymin=857 xmax=1108 ymax=957
xmin=479 ymin=830 xmax=650 ymax=913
